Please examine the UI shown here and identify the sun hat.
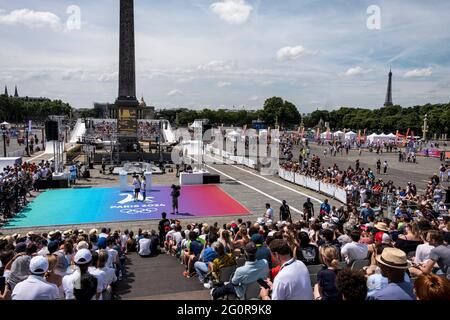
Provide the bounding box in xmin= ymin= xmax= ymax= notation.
xmin=63 ymin=229 xmax=73 ymax=236
xmin=74 ymin=248 xmax=92 ymax=265
xmin=89 ymin=228 xmax=98 ymax=235
xmin=29 ymin=256 xmax=49 ymax=275
xmin=77 ymin=241 xmax=89 ymax=250
xmin=376 ymin=247 xmax=408 ymax=269
xmin=26 ymin=231 xmax=35 ymax=238
xmin=374 ymin=222 xmax=389 ymax=232
xmin=256 ymin=217 xmax=265 ymax=225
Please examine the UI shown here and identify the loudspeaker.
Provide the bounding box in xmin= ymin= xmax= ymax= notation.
xmin=45 ymin=121 xmax=59 ymax=141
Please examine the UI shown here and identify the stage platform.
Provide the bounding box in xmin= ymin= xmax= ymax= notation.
xmin=4 ymin=185 xmax=250 ymax=229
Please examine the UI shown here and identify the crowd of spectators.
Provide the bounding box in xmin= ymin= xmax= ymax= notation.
xmin=0 ymin=161 xmax=54 ymax=221
xmin=155 ymin=202 xmax=450 ymax=300
xmin=137 ymin=121 xmax=160 ymax=140
xmin=0 ymin=227 xmax=134 ymax=300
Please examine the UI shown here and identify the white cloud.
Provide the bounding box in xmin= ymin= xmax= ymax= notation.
xmin=98 ymin=72 xmax=118 ymax=82
xmin=0 ymin=9 xmax=61 ymax=30
xmin=210 ymin=0 xmax=253 ymax=25
xmin=177 ymin=76 xmax=196 ymax=83
xmin=404 ymin=67 xmax=433 ymax=78
xmin=197 ymin=60 xmax=235 ymax=72
xmin=341 ymin=66 xmax=373 ymax=76
xmin=62 ymin=69 xmax=85 ymax=81
xmin=276 ymin=46 xmax=317 ymax=61
xmin=217 ymin=81 xmax=231 ymax=88
xmin=167 ymin=89 xmax=183 ymax=97
xmin=249 ymin=95 xmax=259 ymax=101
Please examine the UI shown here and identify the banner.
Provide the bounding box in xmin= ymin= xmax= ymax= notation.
xmin=306 ymin=177 xmax=320 ymax=191
xmin=335 ymin=188 xmax=347 ymax=204
xmin=278 ymin=168 xmax=285 ymax=180
xmin=284 ymin=171 xmax=295 ymax=183
xmin=320 ymin=182 xmax=337 ymax=198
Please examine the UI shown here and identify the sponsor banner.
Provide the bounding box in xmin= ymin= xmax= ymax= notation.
xmin=306 ymin=177 xmax=320 ymax=191
xmin=335 ymin=188 xmax=348 ymax=204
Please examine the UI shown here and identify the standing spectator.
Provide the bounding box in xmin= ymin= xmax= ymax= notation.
xmin=260 ymin=239 xmax=312 ymax=300
xmin=303 ymin=198 xmax=314 ymax=221
xmin=264 ymin=203 xmax=274 ymax=221
xmin=279 ymin=200 xmax=292 ymax=223
xmin=132 ymin=175 xmax=140 ymax=201
xmin=383 ymin=160 xmax=388 ymax=174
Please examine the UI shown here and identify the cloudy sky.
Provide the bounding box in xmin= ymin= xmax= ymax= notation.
xmin=0 ymin=0 xmax=449 ymax=112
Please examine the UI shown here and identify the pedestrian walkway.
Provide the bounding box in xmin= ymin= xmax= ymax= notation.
xmin=116 ymin=253 xmax=210 ymax=300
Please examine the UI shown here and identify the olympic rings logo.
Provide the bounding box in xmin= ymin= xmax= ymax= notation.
xmin=120 ymin=208 xmax=158 ymax=215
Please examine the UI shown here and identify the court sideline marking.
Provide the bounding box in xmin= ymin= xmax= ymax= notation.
xmin=205 ymin=154 xmax=323 ymax=205
xmin=205 ymin=163 xmax=302 ymax=214
xmin=187 ymin=155 xmax=302 ymax=214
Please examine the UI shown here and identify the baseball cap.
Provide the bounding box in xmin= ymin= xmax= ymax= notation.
xmin=15 ymin=242 xmax=27 ymax=253
xmin=251 ymin=234 xmax=264 ymax=245
xmin=29 ymin=256 xmax=49 ymax=275
xmin=74 ymin=248 xmax=92 ymax=265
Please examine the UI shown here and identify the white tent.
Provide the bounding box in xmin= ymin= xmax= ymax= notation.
xmin=345 ymin=131 xmax=357 ymax=140
xmin=387 ymin=133 xmax=397 ymax=140
xmin=366 ymin=133 xmax=379 ymax=143
xmin=333 ymin=130 xmax=344 ymax=137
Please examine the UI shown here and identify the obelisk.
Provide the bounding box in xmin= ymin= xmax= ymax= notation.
xmin=384 ymin=69 xmax=393 ymax=107
xmin=115 ymin=0 xmax=139 ymax=152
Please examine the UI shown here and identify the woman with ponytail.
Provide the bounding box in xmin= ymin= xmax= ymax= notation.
xmin=313 ymin=246 xmax=342 ymax=300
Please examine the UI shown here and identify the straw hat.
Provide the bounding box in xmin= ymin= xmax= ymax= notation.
xmin=26 ymin=231 xmax=35 ymax=237
xmin=374 ymin=222 xmax=389 ymax=232
xmin=89 ymin=228 xmax=98 ymax=235
xmin=63 ymin=229 xmax=72 ymax=236
xmin=376 ymin=247 xmax=408 ymax=269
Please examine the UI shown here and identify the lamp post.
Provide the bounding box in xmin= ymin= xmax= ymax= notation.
xmin=422 ymin=114 xmax=428 ymax=142
xmin=0 ymin=122 xmax=11 ymax=157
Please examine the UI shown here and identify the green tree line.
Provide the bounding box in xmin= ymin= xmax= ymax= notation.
xmin=0 ymin=94 xmax=72 ymax=123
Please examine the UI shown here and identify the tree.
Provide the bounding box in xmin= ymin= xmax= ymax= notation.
xmin=262 ymin=97 xmax=301 ymax=128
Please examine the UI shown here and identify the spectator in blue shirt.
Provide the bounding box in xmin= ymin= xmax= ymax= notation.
xmin=194 ymin=234 xmax=218 ymax=283
xmin=251 ymin=234 xmax=272 ymax=268
xmin=360 ymin=203 xmax=375 ymax=223
xmin=367 ymin=248 xmax=416 ymax=300
xmin=319 ymin=199 xmax=331 ymax=220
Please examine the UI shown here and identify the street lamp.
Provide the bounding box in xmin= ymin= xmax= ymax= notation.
xmin=0 ymin=122 xmax=11 ymax=157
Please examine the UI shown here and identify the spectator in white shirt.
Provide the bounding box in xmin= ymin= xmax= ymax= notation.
xmin=12 ymin=256 xmax=59 ymax=300
xmin=138 ymin=231 xmax=152 ymax=257
xmin=260 ymin=239 xmax=313 ymax=300
xmin=341 ymin=230 xmax=368 ymax=265
xmin=414 ymin=231 xmax=435 ymax=264
xmin=264 ymin=203 xmax=274 ymax=221
xmin=62 ymin=249 xmax=104 ymax=300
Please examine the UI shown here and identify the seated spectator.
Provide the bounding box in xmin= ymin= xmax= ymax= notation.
xmin=296 ymin=231 xmax=320 ymax=266
xmin=62 ymin=249 xmax=104 ymax=300
xmin=409 ymin=231 xmax=450 ymax=279
xmin=73 ymin=273 xmax=98 ymax=301
xmin=194 ymin=235 xmax=218 ymax=284
xmin=367 ymin=248 xmax=416 ymax=300
xmin=260 ymin=239 xmax=312 ymax=300
xmin=209 ymin=242 xmax=236 ymax=284
xmin=183 ymin=231 xmax=203 ymax=278
xmin=341 ymin=230 xmax=368 ymax=266
xmin=251 ymin=234 xmax=272 ymax=268
xmin=126 ymin=231 xmax=137 ymax=252
xmin=314 ymin=246 xmax=341 ymax=300
xmin=138 ymin=231 xmax=151 ymax=257
xmin=414 ymin=274 xmax=450 ymax=300
xmin=414 ymin=230 xmax=435 ymax=264
xmin=211 ymin=242 xmax=269 ymax=300
xmin=335 ymin=269 xmax=368 ymax=300
xmin=11 ymin=256 xmax=58 ymax=300
xmin=395 ymin=222 xmax=422 ymax=254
